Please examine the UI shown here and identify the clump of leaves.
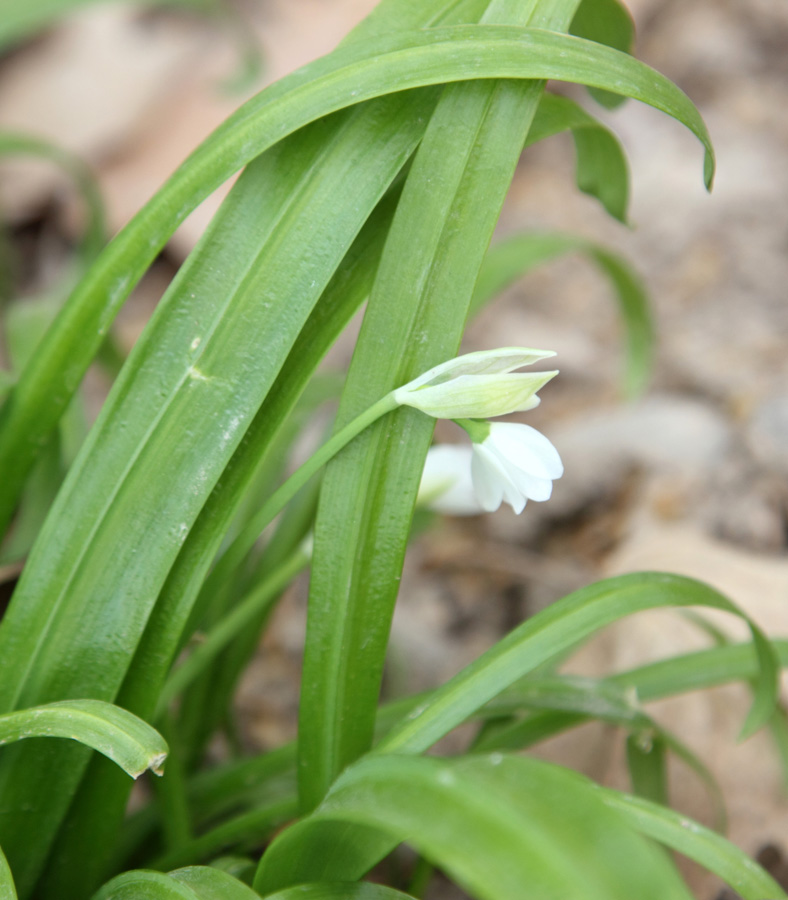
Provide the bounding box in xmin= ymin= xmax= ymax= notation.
xmin=0 ymin=2 xmax=783 ymax=900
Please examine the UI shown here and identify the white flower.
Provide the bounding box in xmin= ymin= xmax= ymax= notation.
xmin=417 ymin=445 xmax=482 ymax=515
xmin=419 ymin=423 xmax=563 ymax=517
xmin=471 ymin=422 xmax=563 ymax=514
xmin=393 ymin=347 xmax=558 ymax=419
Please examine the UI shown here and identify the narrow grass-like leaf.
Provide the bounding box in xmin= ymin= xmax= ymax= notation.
xmin=0 ymin=700 xmax=166 ymax=779
xmin=156 ymin=547 xmax=309 ymax=717
xmin=265 ymin=885 xmax=418 ymax=900
xmin=626 ymin=732 xmax=669 ymax=805
xmin=0 ymin=846 xmax=16 ymax=900
xmin=617 ymin=639 xmax=788 ymax=700
xmin=598 ymin=788 xmax=787 ymax=900
xmin=470 ymin=674 xmax=726 ymax=827
xmin=527 ymin=93 xmax=629 ymax=221
xmin=140 ymin=178 xmax=405 ymax=762
xmin=116 ymin=745 xmax=297 ymax=871
xmin=377 ymin=573 xmax=777 ymax=756
xmin=0 ymin=0 xmax=206 ymax=54
xmin=0 ymin=22 xmax=715 ymax=534
xmin=1 ymin=297 xmax=74 ymax=565
xmin=570 ymin=0 xmax=634 ymax=109
xmin=256 ymin=754 xmax=692 ymax=900
xmin=0 ymin=133 xmax=105 ymax=263
xmin=93 ymin=866 xmax=261 ymax=900
xmin=471 ymin=231 xmax=652 ymax=394
xmin=149 ymin=798 xmax=297 ymax=872
xmin=0 ymin=99 xmax=425 ymax=900
xmin=484 ymin=638 xmax=788 ymax=750
xmin=168 ymin=867 xmax=262 ymax=900
xmin=36 ymin=5 xmax=465 ymax=888
xmin=297 ymin=0 xmax=592 ymax=815
xmin=207 ymin=858 xmax=256 ymax=885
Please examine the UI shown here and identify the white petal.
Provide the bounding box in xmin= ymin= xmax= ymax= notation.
xmin=506 ymin=468 xmax=554 ymax=502
xmin=487 ymin=422 xmax=564 ymax=479
xmin=470 ymin=444 xmax=506 ymax=512
xmin=419 ymin=445 xmax=482 ymax=515
xmin=472 ymin=444 xmax=527 ymax=514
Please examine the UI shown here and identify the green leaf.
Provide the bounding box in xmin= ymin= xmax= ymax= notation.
xmin=297 ymin=0 xmax=588 ymax=815
xmin=207 ymin=858 xmax=256 ymax=886
xmin=626 ymin=732 xmax=669 ymax=806
xmin=93 ymin=866 xmax=261 ymax=900
xmin=470 ymin=674 xmax=726 ymax=828
xmin=472 ymin=230 xmax=652 ymax=395
xmin=264 ymin=885 xmax=417 ymax=900
xmin=483 ymin=638 xmax=788 ymax=751
xmin=376 ymin=573 xmax=777 ymax=756
xmin=156 ymin=546 xmax=309 ymax=717
xmin=0 ymin=21 xmax=715 ymax=537
xmin=116 ymin=744 xmax=297 ymax=870
xmin=598 ymin=788 xmax=787 ymax=900
xmin=527 ymin=93 xmax=630 ymax=221
xmin=0 ymin=97 xmax=424 ymax=900
xmin=149 ymin=798 xmax=297 ymax=872
xmin=1 ymin=297 xmax=70 ymax=566
xmin=0 ymin=700 xmax=166 ymax=780
xmin=0 ymin=846 xmax=16 ymax=900
xmin=256 ymin=754 xmax=692 ymax=900
xmin=0 ymin=372 xmax=13 ymax=404
xmin=571 ymin=0 xmax=635 ymax=109
xmin=32 ymin=0 xmax=463 ymax=886
xmin=616 ymin=638 xmax=788 ymax=701
xmin=0 ymin=132 xmax=105 ymax=264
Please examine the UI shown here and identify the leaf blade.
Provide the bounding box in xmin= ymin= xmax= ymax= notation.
xmin=0 ymin=700 xmax=166 ymax=779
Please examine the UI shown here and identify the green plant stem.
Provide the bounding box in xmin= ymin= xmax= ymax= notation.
xmin=196 ymin=391 xmax=399 ymax=607
xmin=152 ymin=716 xmax=193 ymax=850
xmin=149 ymin=797 xmax=297 ymax=872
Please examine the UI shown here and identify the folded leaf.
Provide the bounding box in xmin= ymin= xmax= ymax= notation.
xmin=0 ymin=700 xmax=166 ymax=779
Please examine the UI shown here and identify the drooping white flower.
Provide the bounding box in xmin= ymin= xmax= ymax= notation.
xmin=419 ymin=423 xmax=563 ymax=517
xmin=471 ymin=422 xmax=563 ymax=514
xmin=393 ymin=347 xmax=558 ymax=419
xmin=417 ymin=444 xmax=482 ymax=515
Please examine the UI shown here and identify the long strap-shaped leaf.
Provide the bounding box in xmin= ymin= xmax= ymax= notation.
xmin=0 ymin=133 xmax=105 ymax=263
xmin=168 ymin=80 xmax=634 ymax=760
xmin=256 ymin=754 xmax=692 ymax=900
xmin=468 ymin=674 xmax=727 ymax=827
xmin=0 ymin=100 xmax=423 ymax=899
xmin=93 ymin=866 xmax=260 ymax=900
xmin=27 ymin=11 xmax=485 ymax=900
xmin=482 ymin=636 xmax=788 ymax=750
xmin=524 ymin=92 xmax=630 ymax=222
xmin=472 ymin=231 xmax=652 ymax=394
xmin=265 ymin=886 xmax=417 ymax=900
xmin=297 ymin=0 xmax=590 ymax=814
xmin=376 ymin=573 xmax=777 ymax=755
xmin=6 ymin=108 xmax=424 ymax=900
xmin=0 ymin=700 xmax=166 ymax=780
xmin=148 ymin=798 xmax=298 ymax=873
xmin=597 ymin=788 xmax=787 ymax=900
xmin=0 ymin=22 xmax=714 ymax=536
xmin=0 ymin=847 xmax=16 ymax=900
xmin=21 ymin=5 xmax=483 ymax=897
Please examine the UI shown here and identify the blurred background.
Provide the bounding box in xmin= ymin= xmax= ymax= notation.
xmin=1 ymin=1 xmax=786 ymax=896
